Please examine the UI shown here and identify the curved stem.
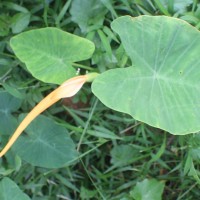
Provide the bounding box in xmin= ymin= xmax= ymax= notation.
xmin=0 ymin=75 xmax=87 ymax=157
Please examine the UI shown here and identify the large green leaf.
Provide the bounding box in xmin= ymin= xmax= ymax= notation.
xmin=92 ymin=15 xmax=200 ymax=135
xmin=13 ymin=115 xmax=78 ymax=168
xmin=0 ymin=177 xmax=30 ymax=200
xmin=10 ymin=27 xmax=95 ymax=84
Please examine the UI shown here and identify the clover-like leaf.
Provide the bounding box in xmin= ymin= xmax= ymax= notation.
xmin=13 ymin=114 xmax=78 ymax=168
xmin=92 ymin=15 xmax=200 ymax=135
xmin=10 ymin=27 xmax=95 ymax=84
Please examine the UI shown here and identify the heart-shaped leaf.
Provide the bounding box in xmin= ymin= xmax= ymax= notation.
xmin=10 ymin=27 xmax=95 ymax=84
xmin=13 ymin=114 xmax=78 ymax=168
xmin=92 ymin=16 xmax=200 ymax=135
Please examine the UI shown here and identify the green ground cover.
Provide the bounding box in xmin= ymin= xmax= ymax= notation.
xmin=1 ymin=0 xmax=200 ymax=199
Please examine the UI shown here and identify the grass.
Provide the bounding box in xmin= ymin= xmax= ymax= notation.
xmin=1 ymin=0 xmax=200 ymax=199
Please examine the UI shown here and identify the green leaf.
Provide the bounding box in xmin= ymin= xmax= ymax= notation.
xmin=0 ymin=177 xmax=30 ymax=200
xmin=0 ymin=91 xmax=21 ymax=135
xmin=11 ymin=12 xmax=31 ymax=34
xmin=0 ymin=58 xmax=12 ymax=77
xmin=0 ymin=91 xmax=21 ymax=112
xmin=184 ymin=152 xmax=200 ymax=184
xmin=154 ymin=0 xmax=170 ymax=15
xmin=3 ymin=2 xmax=29 ymax=13
xmin=88 ymin=125 xmax=122 ymax=140
xmin=10 ymin=27 xmax=95 ymax=84
xmin=92 ymin=15 xmax=200 ymax=135
xmin=184 ymin=151 xmax=193 ymax=175
xmin=111 ymin=145 xmax=139 ymax=167
xmin=100 ymin=0 xmax=118 ymax=18
xmin=160 ymin=0 xmax=193 ymax=13
xmin=2 ymin=83 xmax=25 ymax=99
xmin=0 ymin=15 xmax=10 ymax=36
xmin=130 ymin=179 xmax=165 ymax=200
xmin=13 ymin=114 xmax=78 ymax=168
xmin=184 ymin=133 xmax=200 ymax=161
xmin=80 ymin=186 xmax=97 ymax=199
xmin=149 ymin=134 xmax=166 ymax=163
xmin=70 ymin=0 xmax=108 ymax=33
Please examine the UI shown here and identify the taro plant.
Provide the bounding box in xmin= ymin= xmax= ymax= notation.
xmin=2 ymin=14 xmax=200 ymax=160
xmin=93 ymin=15 xmax=200 ymax=135
xmin=1 ymin=14 xmax=200 ymax=198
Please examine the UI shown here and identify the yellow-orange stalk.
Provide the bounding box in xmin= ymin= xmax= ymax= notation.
xmin=0 ymin=75 xmax=87 ymax=157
